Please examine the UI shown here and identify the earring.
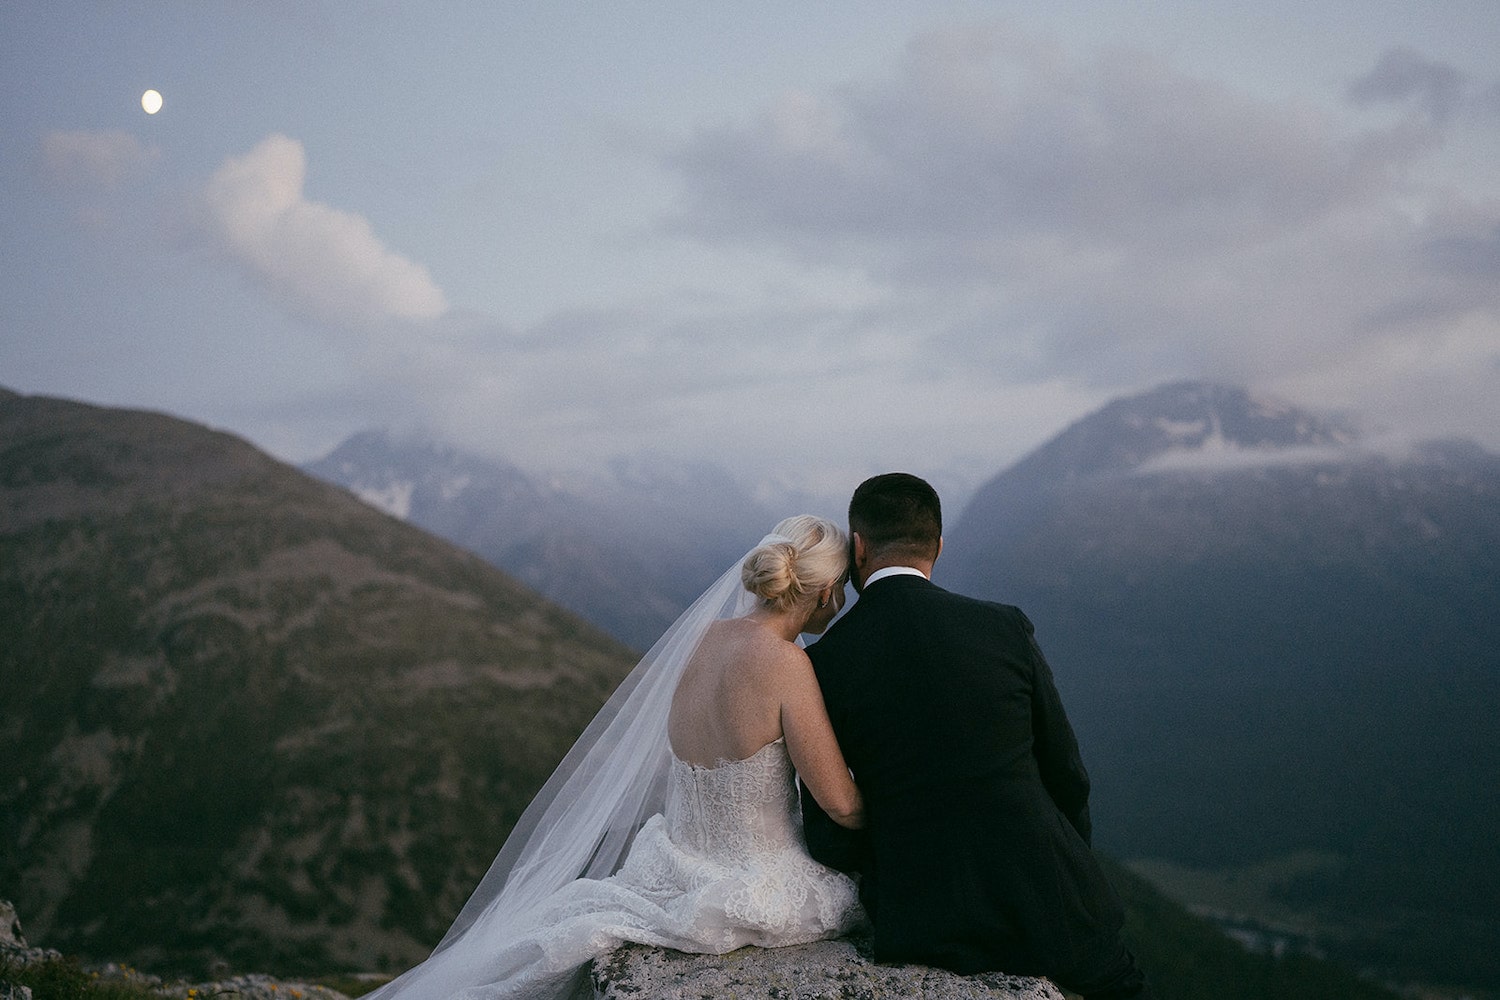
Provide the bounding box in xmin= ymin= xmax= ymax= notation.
xmin=817 ymin=596 xmax=829 ymax=608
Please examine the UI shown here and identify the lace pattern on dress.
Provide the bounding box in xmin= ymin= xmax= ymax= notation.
xmin=658 ymin=738 xmax=853 ymax=938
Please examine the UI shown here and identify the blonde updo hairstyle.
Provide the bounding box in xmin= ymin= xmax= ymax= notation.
xmin=741 ymin=514 xmax=849 ymax=612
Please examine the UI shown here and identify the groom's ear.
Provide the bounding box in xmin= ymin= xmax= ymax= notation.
xmin=851 ymin=532 xmax=867 ymax=567
xmin=846 ymin=533 xmax=863 ymax=594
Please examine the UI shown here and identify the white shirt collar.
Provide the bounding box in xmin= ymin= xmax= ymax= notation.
xmin=865 ymin=565 xmax=929 ymax=586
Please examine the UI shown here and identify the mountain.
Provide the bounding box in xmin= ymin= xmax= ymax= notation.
xmin=0 ymin=390 xmax=638 ymax=976
xmin=942 ymin=381 xmax=1500 ymax=990
xmin=303 ymin=432 xmax=784 ymax=651
xmin=0 ymin=385 xmax=1431 ymax=998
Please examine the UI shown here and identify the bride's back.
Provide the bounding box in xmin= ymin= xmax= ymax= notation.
xmin=667 ymin=618 xmax=792 ymax=767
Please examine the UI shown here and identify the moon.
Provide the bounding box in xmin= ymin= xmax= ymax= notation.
xmin=141 ymin=89 xmax=163 ymax=115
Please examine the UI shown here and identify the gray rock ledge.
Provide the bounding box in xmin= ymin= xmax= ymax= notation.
xmin=1 ymin=898 xmax=351 ymax=1000
xmin=592 ymin=936 xmax=1066 ymax=1000
xmin=0 ymin=899 xmax=60 ymax=971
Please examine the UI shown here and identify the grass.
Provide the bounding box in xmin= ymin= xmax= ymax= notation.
xmin=0 ymin=954 xmax=159 ymax=1000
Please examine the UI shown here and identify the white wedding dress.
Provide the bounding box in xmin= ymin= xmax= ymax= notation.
xmin=446 ymin=737 xmax=861 ymax=999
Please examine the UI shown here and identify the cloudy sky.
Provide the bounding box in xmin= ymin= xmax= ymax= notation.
xmin=3 ymin=2 xmax=1498 ymax=503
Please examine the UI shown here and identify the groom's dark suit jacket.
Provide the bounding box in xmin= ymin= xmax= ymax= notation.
xmin=802 ymin=573 xmax=1125 ymax=980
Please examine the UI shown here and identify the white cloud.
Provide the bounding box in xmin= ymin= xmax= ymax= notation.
xmin=662 ymin=24 xmax=1499 ymax=446
xmin=41 ymin=129 xmax=159 ymax=190
xmin=378 ymin=26 xmax=1498 ymax=493
xmin=1136 ymin=442 xmax=1360 ymax=475
xmin=142 ymin=27 xmax=1496 ymax=496
xmin=200 ymin=134 xmax=448 ymax=330
xmin=670 ymin=26 xmax=1422 ymax=255
xmin=1347 ymin=46 xmax=1468 ymax=124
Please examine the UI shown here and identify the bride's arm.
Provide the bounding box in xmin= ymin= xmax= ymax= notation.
xmin=778 ymin=648 xmax=866 ymax=829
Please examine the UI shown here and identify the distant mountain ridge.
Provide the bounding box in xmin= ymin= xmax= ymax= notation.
xmin=0 ymin=390 xmax=638 ymax=975
xmin=1000 ymin=381 xmax=1359 ymax=482
xmin=943 ymin=380 xmax=1500 ymax=989
xmin=304 ymin=431 xmax=785 ymax=651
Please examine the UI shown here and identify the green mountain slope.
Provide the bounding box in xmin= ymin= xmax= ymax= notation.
xmin=1105 ymin=858 xmax=1401 ymax=1000
xmin=0 ymin=390 xmax=637 ymax=975
xmin=944 ymin=382 xmax=1500 ymax=990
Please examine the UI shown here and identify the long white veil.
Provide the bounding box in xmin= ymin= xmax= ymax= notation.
xmin=364 ymin=540 xmax=770 ymax=998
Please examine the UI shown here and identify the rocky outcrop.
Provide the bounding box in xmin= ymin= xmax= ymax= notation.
xmin=591 ymin=937 xmax=1066 ymax=999
xmin=1 ymin=900 xmax=52 ymax=1000
xmin=0 ymin=899 xmax=353 ymax=1000
xmin=0 ymin=899 xmax=57 ymax=970
xmin=9 ymin=903 xmax=1067 ymax=1000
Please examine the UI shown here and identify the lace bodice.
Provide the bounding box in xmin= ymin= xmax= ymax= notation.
xmin=664 ymin=738 xmax=803 ymax=858
xmin=606 ymin=737 xmax=857 ymax=945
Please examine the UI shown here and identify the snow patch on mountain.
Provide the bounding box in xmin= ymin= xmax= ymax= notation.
xmin=1137 ymin=440 xmax=1361 ymax=475
xmin=439 ymin=473 xmax=472 ymax=501
xmin=352 ymin=479 xmax=414 ymax=519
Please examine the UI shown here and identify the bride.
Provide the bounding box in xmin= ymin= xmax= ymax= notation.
xmin=365 ymin=515 xmax=865 ymax=999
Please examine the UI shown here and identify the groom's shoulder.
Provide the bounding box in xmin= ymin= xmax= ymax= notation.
xmin=933 ymin=584 xmax=1035 ymax=632
xmin=831 ymin=577 xmax=1032 ymax=630
xmin=805 ymin=595 xmax=879 ymax=660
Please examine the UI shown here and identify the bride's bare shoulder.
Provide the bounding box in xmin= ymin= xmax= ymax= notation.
xmin=697 ymin=619 xmax=809 ymax=674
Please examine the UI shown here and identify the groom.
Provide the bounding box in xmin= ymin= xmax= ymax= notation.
xmin=802 ymin=473 xmax=1151 ymax=999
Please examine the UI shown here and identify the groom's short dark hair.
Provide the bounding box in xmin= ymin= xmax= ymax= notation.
xmin=849 ymin=473 xmax=942 ymax=562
